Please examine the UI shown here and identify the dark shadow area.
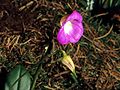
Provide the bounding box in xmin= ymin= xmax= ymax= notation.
xmin=0 ymin=67 xmax=7 ymax=90
xmin=91 ymin=0 xmax=120 ymax=34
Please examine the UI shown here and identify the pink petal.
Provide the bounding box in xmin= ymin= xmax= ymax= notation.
xmin=67 ymin=20 xmax=84 ymax=43
xmin=57 ymin=27 xmax=69 ymax=45
xmin=57 ymin=10 xmax=84 ymax=45
xmin=66 ymin=10 xmax=83 ymax=22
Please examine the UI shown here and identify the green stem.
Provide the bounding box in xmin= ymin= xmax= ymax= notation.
xmin=31 ymin=48 xmax=58 ymax=90
xmin=31 ymin=13 xmax=59 ymax=90
xmin=71 ymin=71 xmax=78 ymax=83
xmin=61 ymin=50 xmax=67 ymax=56
xmin=30 ymin=56 xmax=44 ymax=90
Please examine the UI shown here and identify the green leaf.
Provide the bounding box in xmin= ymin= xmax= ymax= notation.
xmin=5 ymin=65 xmax=31 ymax=90
xmin=108 ymin=0 xmax=112 ymax=7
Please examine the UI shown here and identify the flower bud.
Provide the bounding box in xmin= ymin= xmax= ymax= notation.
xmin=61 ymin=50 xmax=77 ymax=78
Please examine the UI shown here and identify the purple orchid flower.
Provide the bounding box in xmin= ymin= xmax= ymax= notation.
xmin=57 ymin=10 xmax=84 ymax=45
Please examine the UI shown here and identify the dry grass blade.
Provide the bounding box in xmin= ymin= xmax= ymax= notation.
xmin=94 ymin=25 xmax=113 ymax=40
xmin=19 ymin=1 xmax=34 ymax=11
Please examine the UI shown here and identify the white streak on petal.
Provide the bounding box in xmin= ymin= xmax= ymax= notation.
xmin=64 ymin=21 xmax=73 ymax=34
